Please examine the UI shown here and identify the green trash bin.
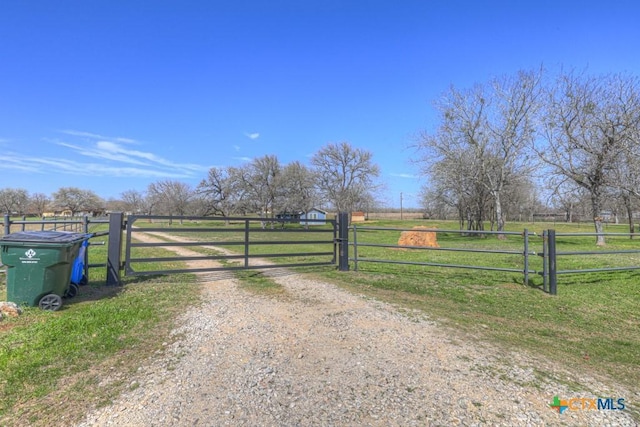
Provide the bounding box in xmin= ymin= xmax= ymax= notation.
xmin=1 ymin=231 xmax=89 ymax=311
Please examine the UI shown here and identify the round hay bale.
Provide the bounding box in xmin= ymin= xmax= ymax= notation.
xmin=398 ymin=226 xmax=439 ymax=248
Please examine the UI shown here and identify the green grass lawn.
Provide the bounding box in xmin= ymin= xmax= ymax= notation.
xmin=0 ymin=240 xmax=201 ymax=427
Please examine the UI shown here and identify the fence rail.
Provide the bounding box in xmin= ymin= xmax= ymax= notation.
xmin=350 ymin=225 xmax=538 ymax=285
xmin=349 ymin=224 xmax=639 ymax=295
xmin=123 ymin=214 xmax=338 ymax=277
xmin=541 ymin=229 xmax=640 ymax=294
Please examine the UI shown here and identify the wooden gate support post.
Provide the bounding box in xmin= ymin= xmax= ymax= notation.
xmin=106 ymin=212 xmax=124 ymax=286
xmin=337 ymin=212 xmax=349 ymax=271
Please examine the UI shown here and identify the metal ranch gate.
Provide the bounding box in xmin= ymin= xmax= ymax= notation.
xmin=121 ymin=214 xmax=341 ymax=277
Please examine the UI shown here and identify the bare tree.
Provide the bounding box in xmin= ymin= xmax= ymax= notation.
xmin=29 ymin=192 xmax=50 ymax=217
xmin=198 ymin=160 xmax=319 ymax=224
xmin=310 ymin=141 xmax=381 ymax=217
xmin=146 ymin=180 xmax=194 ymax=218
xmin=500 ymin=175 xmax=539 ymax=222
xmin=611 ymin=105 xmax=640 ymax=235
xmin=276 ymin=161 xmax=318 ymax=215
xmin=416 ymin=69 xmax=542 ymax=237
xmin=197 ymin=166 xmax=245 ymax=217
xmin=105 ymin=197 xmax=128 ymax=213
xmin=610 ymin=148 xmax=640 ymax=235
xmin=537 ymin=71 xmax=640 ymax=245
xmin=418 ymin=186 xmax=457 ymax=220
xmin=52 ymin=187 xmax=103 ymax=216
xmin=0 ymin=188 xmax=29 ymax=215
xmin=420 ymin=148 xmax=490 ymax=230
xmin=121 ymin=189 xmax=149 ymax=214
xmin=248 ymin=155 xmax=281 ymax=219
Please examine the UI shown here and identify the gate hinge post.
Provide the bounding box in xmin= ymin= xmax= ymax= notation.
xmin=106 ymin=212 xmax=124 ymax=286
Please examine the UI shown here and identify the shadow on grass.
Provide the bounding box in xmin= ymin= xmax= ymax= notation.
xmin=520 ymin=276 xmax=548 ymax=292
xmin=62 ymin=273 xmax=194 ymax=307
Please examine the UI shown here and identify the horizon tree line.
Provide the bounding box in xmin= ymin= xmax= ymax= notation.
xmin=0 ymin=142 xmax=382 ymax=224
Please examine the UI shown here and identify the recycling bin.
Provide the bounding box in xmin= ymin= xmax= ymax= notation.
xmin=0 ymin=231 xmax=90 ymax=310
xmin=65 ymin=237 xmax=92 ymax=299
xmin=70 ymin=237 xmax=90 ymax=285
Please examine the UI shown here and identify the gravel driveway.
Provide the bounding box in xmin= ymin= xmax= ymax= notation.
xmin=76 ymin=232 xmax=637 ymax=426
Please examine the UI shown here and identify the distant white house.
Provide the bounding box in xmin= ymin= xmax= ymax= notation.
xmin=300 ymin=208 xmax=327 ymax=226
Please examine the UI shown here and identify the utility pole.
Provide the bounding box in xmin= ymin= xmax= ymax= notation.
xmin=400 ymin=192 xmax=403 ymax=220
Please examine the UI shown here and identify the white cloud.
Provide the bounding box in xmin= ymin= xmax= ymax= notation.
xmin=55 ymin=139 xmax=209 ymax=175
xmin=2 ymin=130 xmax=212 ymax=180
xmin=390 ymin=173 xmax=418 ymax=179
xmin=233 ymin=156 xmax=252 ymax=162
xmin=0 ymin=154 xmax=43 ymax=173
xmin=244 ymin=132 xmax=260 ymax=140
xmin=0 ymin=152 xmax=197 ymax=179
xmin=59 ymin=129 xmax=138 ymax=144
xmin=56 ymin=142 xmax=151 ymax=167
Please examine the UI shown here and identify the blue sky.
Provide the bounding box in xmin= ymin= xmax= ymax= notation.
xmin=1 ymin=1 xmax=639 ymax=209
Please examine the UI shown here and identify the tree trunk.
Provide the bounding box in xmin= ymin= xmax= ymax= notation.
xmin=591 ymin=192 xmax=606 ymax=246
xmin=566 ymin=202 xmax=573 ymax=223
xmin=594 ymin=216 xmax=605 ymax=245
xmin=494 ymin=192 xmax=506 ymax=240
xmin=622 ymin=192 xmax=635 ymax=239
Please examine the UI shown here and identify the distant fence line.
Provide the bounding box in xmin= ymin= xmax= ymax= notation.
xmin=2 ymin=214 xmax=110 ymax=234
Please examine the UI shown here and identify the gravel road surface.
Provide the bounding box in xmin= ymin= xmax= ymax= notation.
xmin=76 ymin=232 xmax=637 ymax=426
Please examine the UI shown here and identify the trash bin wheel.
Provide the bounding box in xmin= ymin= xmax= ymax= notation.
xmin=64 ymin=283 xmax=79 ymax=299
xmin=39 ymin=294 xmax=63 ymax=311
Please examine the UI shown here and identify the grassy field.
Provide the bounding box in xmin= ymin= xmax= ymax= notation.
xmin=1 ymin=216 xmax=638 ymax=423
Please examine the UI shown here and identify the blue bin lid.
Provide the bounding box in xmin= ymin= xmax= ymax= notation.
xmin=1 ymin=231 xmax=90 ymax=243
